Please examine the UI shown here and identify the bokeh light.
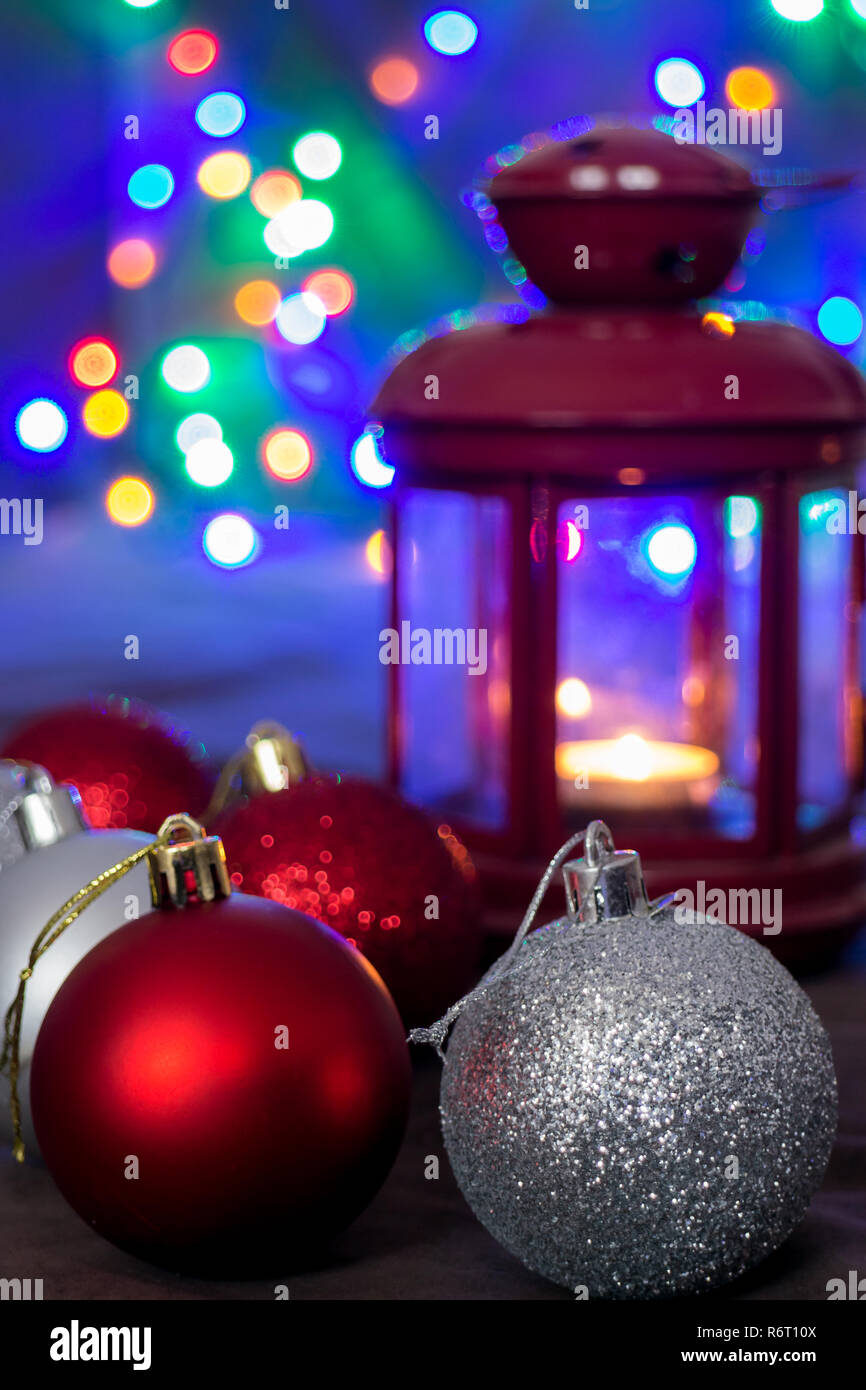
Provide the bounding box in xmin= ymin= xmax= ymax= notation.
xmin=106 ymin=477 xmax=154 ymax=527
xmin=817 ymin=296 xmax=863 ymax=346
xmin=128 ymin=164 xmax=174 ymax=209
xmin=423 ymin=11 xmax=479 ymax=56
xmin=262 ymin=428 xmax=313 ymax=481
xmin=168 ymin=30 xmax=218 ymax=75
xmin=203 ymin=514 xmax=259 ymax=568
xmin=645 ymin=523 xmax=697 ymax=578
xmin=197 ymin=151 xmax=251 ymax=199
xmin=702 ymin=311 xmax=736 ymax=337
xmin=234 ymin=280 xmax=281 ymax=326
xmin=370 ymin=57 xmax=419 ymax=105
xmin=185 ymin=438 xmax=234 ymax=487
xmin=264 ymin=199 xmax=334 ymax=257
xmin=175 ymin=408 xmax=222 ymax=453
xmin=275 ymin=292 xmax=327 ymax=345
xmin=195 ymin=91 xmax=246 ymax=137
xmin=302 ymin=269 xmax=354 ymax=315
xmin=770 ymin=0 xmax=823 ymax=18
xmin=161 ymin=344 xmax=211 ymax=392
xmin=250 ymin=170 xmax=301 ymax=217
xmin=125 ymin=0 xmax=161 ymax=7
xmin=176 ymin=413 xmax=222 ymax=453
xmin=69 ymin=338 xmax=118 ymax=388
xmin=82 ymin=389 xmax=129 ymax=438
xmin=15 ymin=399 xmax=68 ymax=452
xmin=292 ymin=132 xmax=342 ymax=180
xmin=556 ymin=678 xmax=592 ymax=719
xmin=725 ymin=67 xmax=775 ymax=109
xmin=725 ymin=496 xmax=761 ymax=538
xmin=107 ymin=238 xmax=156 ymax=288
xmin=654 ymin=58 xmax=705 ymax=108
xmin=365 ymin=529 xmax=393 ymax=576
xmin=852 ymin=0 xmax=866 ymax=18
xmin=351 ymin=429 xmax=394 ymax=488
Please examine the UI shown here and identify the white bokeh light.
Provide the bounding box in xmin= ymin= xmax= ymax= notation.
xmin=15 ymin=399 xmax=68 ymax=452
xmin=292 ymin=132 xmax=342 ymax=180
xmin=203 ymin=514 xmax=259 ymax=568
xmin=275 ymin=292 xmax=327 ymax=345
xmin=176 ymin=413 xmax=223 ymax=454
xmin=185 ymin=438 xmax=234 ymax=487
xmin=161 ymin=345 xmax=211 ymax=393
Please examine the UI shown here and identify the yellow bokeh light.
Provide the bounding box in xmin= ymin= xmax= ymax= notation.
xmin=263 ymin=428 xmax=312 ymax=481
xmin=234 ymin=280 xmax=282 ymax=326
xmin=197 ymin=151 xmax=252 ymax=200
xmin=725 ymin=67 xmax=775 ymax=111
xmin=250 ymin=170 xmax=301 ymax=217
xmin=106 ymin=476 xmax=154 ymax=527
xmin=83 ymin=389 xmax=129 ymax=437
xmin=365 ymin=528 xmax=393 ymax=576
xmin=702 ymin=311 xmax=736 ymax=338
xmin=555 ymin=677 xmax=592 ymax=719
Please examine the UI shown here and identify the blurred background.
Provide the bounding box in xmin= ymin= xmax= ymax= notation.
xmin=1 ymin=0 xmax=864 ymax=772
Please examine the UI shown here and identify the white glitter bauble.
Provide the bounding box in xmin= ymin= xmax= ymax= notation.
xmin=0 ymin=825 xmax=153 ymax=1156
xmin=438 ymin=828 xmax=837 ymax=1298
xmin=0 ymin=762 xmax=28 ymax=873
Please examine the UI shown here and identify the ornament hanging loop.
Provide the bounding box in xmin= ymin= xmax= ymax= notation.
xmin=148 ymin=815 xmax=231 ymax=909
xmin=202 ymin=720 xmax=310 ymax=821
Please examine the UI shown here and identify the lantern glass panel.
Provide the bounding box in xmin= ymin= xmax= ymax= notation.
xmin=396 ymin=488 xmax=510 ymax=828
xmin=555 ymin=493 xmax=761 ymax=838
xmin=797 ymin=489 xmax=858 ymax=831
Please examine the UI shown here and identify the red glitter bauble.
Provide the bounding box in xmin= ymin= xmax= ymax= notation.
xmin=0 ymin=697 xmax=214 ymax=833
xmin=30 ymin=894 xmax=410 ymax=1275
xmin=215 ymin=777 xmax=480 ymax=1026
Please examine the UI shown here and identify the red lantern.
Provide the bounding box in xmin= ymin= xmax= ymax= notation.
xmin=372 ymin=125 xmax=866 ymax=962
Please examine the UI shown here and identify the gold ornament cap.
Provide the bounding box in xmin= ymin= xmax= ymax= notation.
xmin=2 ymin=760 xmax=87 ymax=851
xmin=147 ymin=814 xmax=231 ymax=909
xmin=240 ymin=721 xmax=310 ymax=795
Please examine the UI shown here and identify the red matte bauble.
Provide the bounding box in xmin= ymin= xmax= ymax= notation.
xmin=30 ymin=894 xmax=410 ymax=1275
xmin=0 ymin=696 xmax=214 ymax=833
xmin=215 ymin=777 xmax=480 ymax=1027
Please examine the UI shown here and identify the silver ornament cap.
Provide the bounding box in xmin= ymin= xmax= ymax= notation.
xmin=562 ymin=819 xmax=651 ymax=924
xmin=2 ymin=760 xmax=86 ymax=853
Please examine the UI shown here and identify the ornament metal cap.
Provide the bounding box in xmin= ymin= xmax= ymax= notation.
xmin=148 ymin=814 xmax=231 ymax=909
xmin=241 ymin=721 xmax=311 ymax=795
xmin=562 ymin=820 xmax=651 ymax=924
xmin=3 ymin=760 xmax=87 ymax=851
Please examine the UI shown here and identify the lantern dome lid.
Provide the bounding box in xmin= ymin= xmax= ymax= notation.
xmin=489 ymin=125 xmax=762 ymax=303
xmin=491 ymin=125 xmax=757 ymax=204
xmin=372 ymin=311 xmax=866 ymax=478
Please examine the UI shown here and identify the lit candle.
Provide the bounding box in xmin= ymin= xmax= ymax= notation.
xmin=556 ymin=733 xmax=720 ymax=810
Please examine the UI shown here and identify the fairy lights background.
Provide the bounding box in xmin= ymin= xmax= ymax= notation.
xmin=0 ymin=0 xmax=864 ymax=774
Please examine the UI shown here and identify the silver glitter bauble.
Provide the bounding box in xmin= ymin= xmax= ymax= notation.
xmin=0 ymin=810 xmax=153 ymax=1156
xmin=437 ymin=824 xmax=837 ymax=1298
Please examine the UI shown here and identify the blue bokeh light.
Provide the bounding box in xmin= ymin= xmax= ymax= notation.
xmin=424 ymin=11 xmax=478 ymax=56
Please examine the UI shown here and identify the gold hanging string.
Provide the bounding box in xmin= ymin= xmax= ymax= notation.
xmin=0 ymin=836 xmax=168 ymax=1164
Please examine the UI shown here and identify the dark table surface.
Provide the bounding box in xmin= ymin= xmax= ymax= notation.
xmin=3 ymin=947 xmax=864 ymax=1302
